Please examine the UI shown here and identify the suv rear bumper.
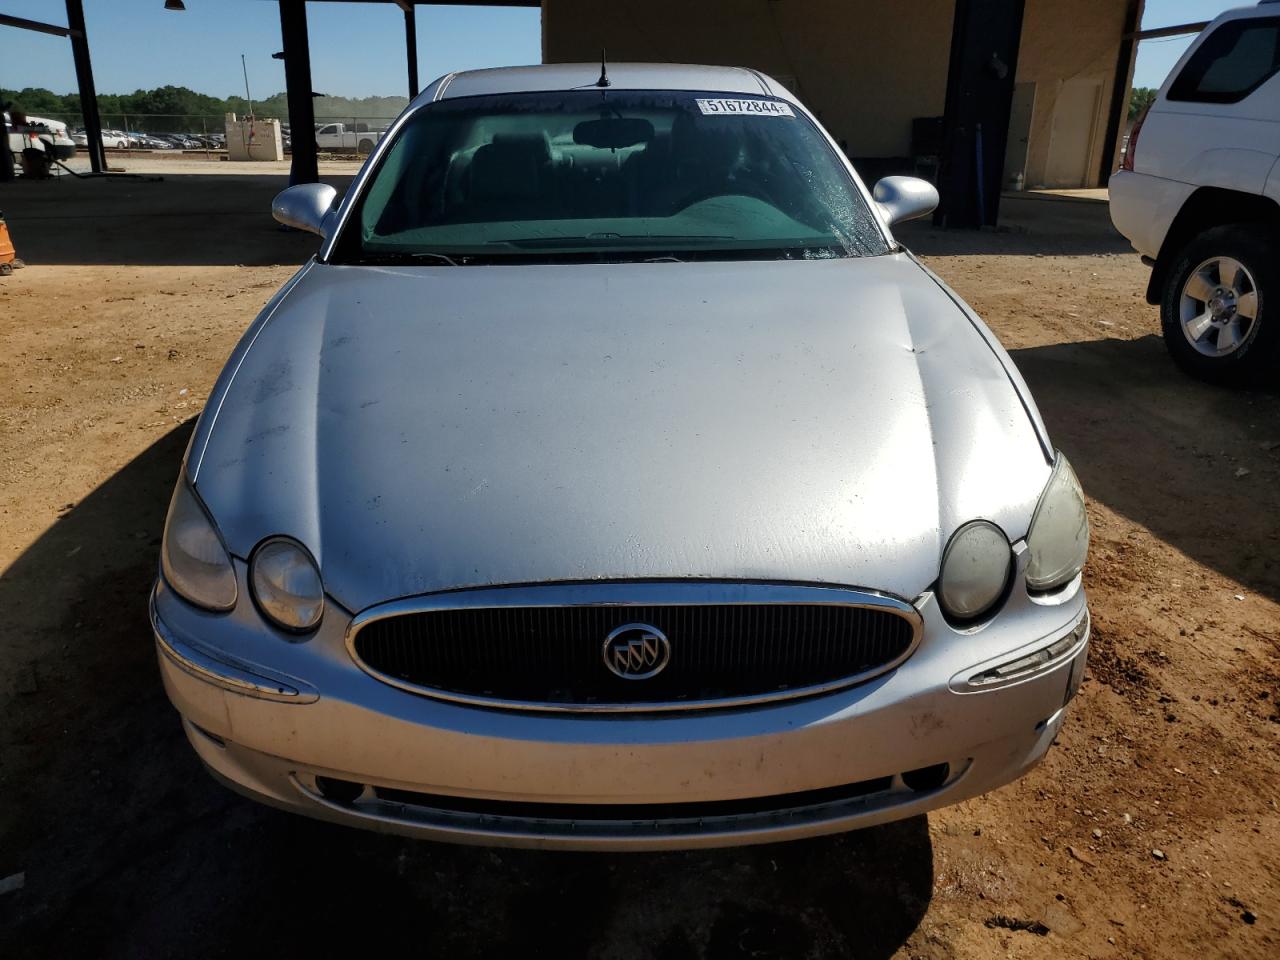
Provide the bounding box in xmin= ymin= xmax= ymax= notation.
xmin=1108 ymin=170 xmax=1195 ymax=263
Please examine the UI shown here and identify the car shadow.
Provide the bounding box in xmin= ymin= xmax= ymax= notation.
xmin=0 ymin=172 xmax=352 ymax=266
xmin=898 ymin=192 xmax=1133 ymax=257
xmin=4 ymin=172 xmax=1125 ymax=267
xmin=1011 ymin=334 xmax=1280 ymax=604
xmin=0 ymin=421 xmax=933 ymax=958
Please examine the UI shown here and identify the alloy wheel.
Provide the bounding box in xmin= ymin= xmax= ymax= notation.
xmin=1179 ymin=256 xmax=1260 ymax=358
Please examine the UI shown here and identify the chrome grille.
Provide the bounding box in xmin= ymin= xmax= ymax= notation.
xmin=348 ymin=583 xmax=920 ymax=712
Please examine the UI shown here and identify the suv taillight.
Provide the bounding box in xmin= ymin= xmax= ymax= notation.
xmin=1121 ymin=105 xmax=1150 ymax=172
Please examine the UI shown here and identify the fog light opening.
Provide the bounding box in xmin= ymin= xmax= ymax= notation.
xmin=902 ymin=762 xmax=950 ymax=793
xmin=188 ymin=722 xmax=225 ymax=748
xmin=315 ymin=775 xmax=364 ymax=805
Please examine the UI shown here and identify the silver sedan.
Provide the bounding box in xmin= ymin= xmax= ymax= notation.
xmin=152 ymin=63 xmax=1090 ymax=850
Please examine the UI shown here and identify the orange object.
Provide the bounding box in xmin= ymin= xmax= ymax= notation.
xmin=0 ymin=215 xmax=15 ymax=264
xmin=0 ymin=213 xmax=20 ymax=275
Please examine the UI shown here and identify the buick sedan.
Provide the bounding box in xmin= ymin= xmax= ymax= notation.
xmin=152 ymin=63 xmax=1090 ymax=849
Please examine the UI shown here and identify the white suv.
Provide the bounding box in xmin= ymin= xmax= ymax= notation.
xmin=1109 ymin=2 xmax=1280 ymax=384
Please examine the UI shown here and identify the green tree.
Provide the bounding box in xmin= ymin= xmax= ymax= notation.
xmin=1129 ymin=86 xmax=1156 ymax=121
xmin=1 ymin=84 xmax=410 ymax=132
xmin=8 ymin=86 xmax=66 ymax=113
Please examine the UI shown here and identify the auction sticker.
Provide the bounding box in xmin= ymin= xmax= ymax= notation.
xmin=696 ymin=98 xmax=795 ymax=118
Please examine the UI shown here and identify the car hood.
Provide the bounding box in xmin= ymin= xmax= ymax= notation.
xmin=193 ymin=255 xmax=1051 ymax=613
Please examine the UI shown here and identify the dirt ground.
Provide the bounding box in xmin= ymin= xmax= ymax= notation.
xmin=0 ymin=172 xmax=1277 ymax=959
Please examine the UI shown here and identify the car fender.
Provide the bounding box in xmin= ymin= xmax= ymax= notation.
xmin=906 ymin=253 xmax=1053 ymax=462
xmin=1265 ymin=154 xmax=1280 ymax=209
xmin=187 ymin=260 xmax=316 ymax=485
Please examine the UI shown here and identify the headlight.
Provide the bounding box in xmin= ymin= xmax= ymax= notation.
xmin=161 ymin=477 xmax=237 ymax=611
xmin=1025 ymin=454 xmax=1089 ymax=591
xmin=250 ymin=537 xmax=324 ymax=633
xmin=939 ymin=520 xmax=1012 ymax=621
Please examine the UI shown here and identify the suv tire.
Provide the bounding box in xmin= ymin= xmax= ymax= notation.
xmin=1161 ymin=223 xmax=1278 ymax=385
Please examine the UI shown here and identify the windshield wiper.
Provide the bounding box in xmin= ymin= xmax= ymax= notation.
xmin=353 ymin=251 xmax=462 ymax=266
xmin=489 ymin=234 xmax=731 ymax=249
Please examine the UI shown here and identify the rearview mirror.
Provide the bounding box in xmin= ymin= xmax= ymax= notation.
xmin=573 ymin=117 xmax=654 ymax=149
xmin=272 ymin=182 xmax=338 ymax=236
xmin=872 ymin=176 xmax=939 ymax=227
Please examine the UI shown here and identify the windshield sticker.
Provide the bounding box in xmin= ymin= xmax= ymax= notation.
xmin=696 ymin=98 xmax=795 ymax=118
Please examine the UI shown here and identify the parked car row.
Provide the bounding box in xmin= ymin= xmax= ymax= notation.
xmin=68 ymin=128 xmax=227 ymax=150
xmin=78 ymin=129 xmax=130 ymax=149
xmin=52 ymin=122 xmax=393 ymax=154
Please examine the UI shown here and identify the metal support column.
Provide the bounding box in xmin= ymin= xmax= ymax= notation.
xmin=0 ymin=88 xmax=12 ymax=181
xmin=1100 ymin=0 xmax=1144 ymax=183
xmin=65 ymin=0 xmax=105 ymax=174
xmin=279 ymin=0 xmax=318 ymax=185
xmin=934 ymin=0 xmax=1027 ymax=228
xmin=404 ymin=6 xmax=419 ymax=99
xmin=0 ymin=35 xmax=12 ymax=181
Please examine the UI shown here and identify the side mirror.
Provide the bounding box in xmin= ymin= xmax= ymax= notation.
xmin=272 ymin=182 xmax=338 ymax=236
xmin=872 ymin=176 xmax=939 ymax=227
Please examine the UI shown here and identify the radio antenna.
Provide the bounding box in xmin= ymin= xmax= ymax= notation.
xmin=595 ymin=48 xmax=611 ymax=88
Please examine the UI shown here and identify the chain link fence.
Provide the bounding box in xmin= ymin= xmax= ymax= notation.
xmin=30 ymin=112 xmax=400 ymax=156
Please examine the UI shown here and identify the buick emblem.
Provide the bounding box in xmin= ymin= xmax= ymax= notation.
xmin=602 ymin=623 xmax=670 ymax=680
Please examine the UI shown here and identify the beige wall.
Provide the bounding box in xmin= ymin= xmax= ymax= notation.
xmin=542 ymin=0 xmax=955 ymax=159
xmin=1016 ymin=0 xmax=1132 ymax=187
xmin=541 ymin=0 xmax=1131 ymax=188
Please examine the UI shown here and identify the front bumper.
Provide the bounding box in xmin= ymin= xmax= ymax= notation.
xmin=153 ymin=565 xmax=1088 ymax=851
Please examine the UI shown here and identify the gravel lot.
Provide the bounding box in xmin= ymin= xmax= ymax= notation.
xmin=0 ymin=174 xmax=1277 ymax=958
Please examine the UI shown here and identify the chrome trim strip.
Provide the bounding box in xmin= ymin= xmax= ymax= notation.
xmin=744 ymin=68 xmax=773 ymax=96
xmin=433 ymin=72 xmax=457 ymax=101
xmin=150 ymin=596 xmax=319 ymax=704
xmin=344 ymin=581 xmax=924 ymax=714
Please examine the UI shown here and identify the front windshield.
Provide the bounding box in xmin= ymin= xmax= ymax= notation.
xmin=338 ymin=90 xmax=890 ymax=264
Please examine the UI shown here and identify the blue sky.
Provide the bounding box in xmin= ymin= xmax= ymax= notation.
xmin=1133 ymin=0 xmax=1242 ymax=89
xmin=0 ymin=1 xmax=1244 ymax=98
xmin=1 ymin=1 xmax=542 ymax=99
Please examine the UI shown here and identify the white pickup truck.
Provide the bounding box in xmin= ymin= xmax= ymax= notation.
xmin=314 ymin=122 xmax=386 ymax=154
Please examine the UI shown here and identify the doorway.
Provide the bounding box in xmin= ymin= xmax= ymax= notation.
xmin=1045 ymin=77 xmax=1103 ymax=188
xmin=1003 ymin=81 xmax=1036 ymax=189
